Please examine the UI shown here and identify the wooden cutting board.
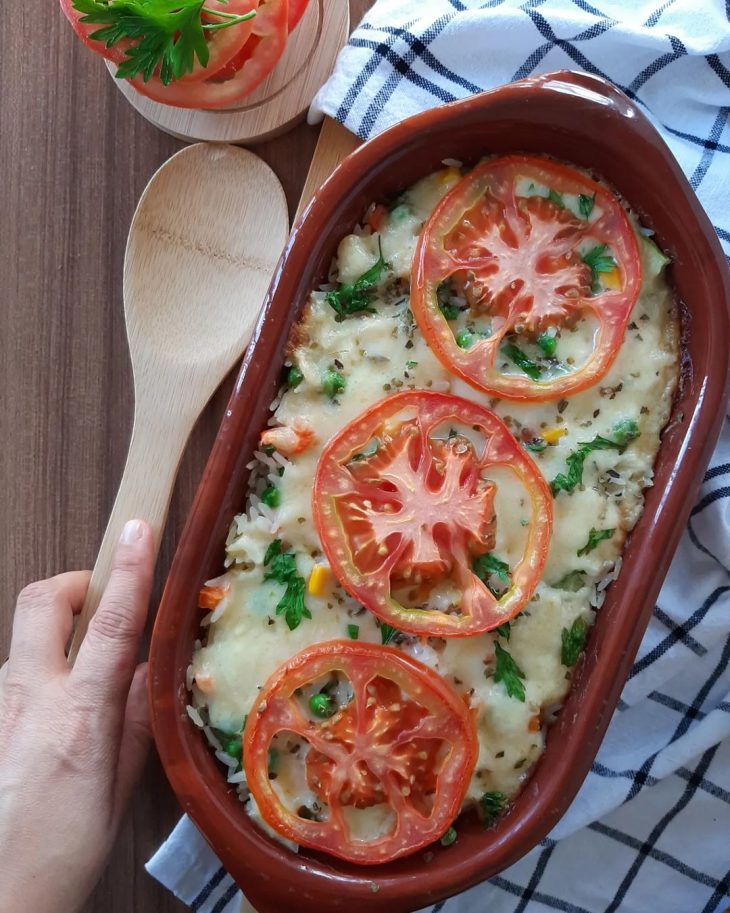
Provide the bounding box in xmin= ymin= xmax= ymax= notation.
xmin=108 ymin=0 xmax=350 ymax=144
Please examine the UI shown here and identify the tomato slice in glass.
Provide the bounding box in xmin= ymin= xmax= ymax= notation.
xmin=313 ymin=391 xmax=552 ymax=637
xmin=127 ymin=0 xmax=288 ymax=109
xmin=412 ymin=155 xmax=642 ymax=401
xmin=243 ymin=640 xmax=478 ymax=863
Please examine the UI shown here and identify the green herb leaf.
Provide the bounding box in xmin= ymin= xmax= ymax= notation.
xmin=582 ymin=244 xmax=617 ymax=294
xmin=440 ymin=302 xmax=461 ymax=321
xmin=325 ymin=237 xmax=389 ymax=320
xmin=263 ymin=540 xmax=311 ymax=631
xmin=379 ymin=621 xmax=400 ymax=645
xmin=561 ymin=616 xmax=589 ymax=667
xmin=494 ymin=642 xmax=526 ymax=702
xmin=525 ymin=438 xmax=547 ymax=453
xmin=501 ymin=343 xmax=542 ymax=381
xmin=222 ymin=734 xmax=242 ymax=761
xmin=406 ymin=360 xmax=418 ymax=369
xmin=309 ymin=693 xmax=334 ymax=718
xmin=550 ymin=419 xmax=640 ymax=496
xmin=261 ymin=486 xmax=281 ymax=508
xmin=536 ymin=332 xmax=557 ymax=357
xmin=287 ymin=365 xmax=304 ymax=389
xmin=473 ymin=553 xmax=511 ymax=597
xmin=480 ymin=790 xmax=506 ymax=824
xmin=346 ymin=623 xmax=360 ymax=640
xmin=322 ymin=368 xmax=346 ymax=399
xmin=440 ymin=826 xmax=457 ymax=846
xmin=553 ymin=570 xmax=587 ymax=592
xmin=547 ymin=189 xmax=564 ymax=209
xmin=73 ymin=0 xmax=256 ymax=84
xmin=268 ymin=747 xmax=279 ymax=773
xmin=579 ymin=193 xmax=596 ymax=220
xmin=577 ymin=527 xmax=615 ymax=557
xmin=495 ymin=622 xmax=511 ymax=641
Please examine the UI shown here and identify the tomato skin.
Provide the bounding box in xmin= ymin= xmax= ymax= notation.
xmin=243 ymin=640 xmax=478 ymax=864
xmin=128 ymin=0 xmax=288 ymax=109
xmin=313 ymin=391 xmax=552 ymax=637
xmin=412 ymin=155 xmax=642 ymax=401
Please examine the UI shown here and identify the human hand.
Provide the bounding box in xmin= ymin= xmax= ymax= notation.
xmin=0 ymin=520 xmax=154 ymax=913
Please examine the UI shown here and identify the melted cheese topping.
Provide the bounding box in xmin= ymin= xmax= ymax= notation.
xmin=191 ymin=167 xmax=679 ymax=821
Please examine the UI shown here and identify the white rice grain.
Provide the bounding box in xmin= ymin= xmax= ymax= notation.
xmin=215 ymin=749 xmax=240 ymax=769
xmin=204 ymin=726 xmax=223 ymax=751
xmin=186 ymin=705 xmax=204 ymax=728
xmin=227 ymin=770 xmax=247 ymax=784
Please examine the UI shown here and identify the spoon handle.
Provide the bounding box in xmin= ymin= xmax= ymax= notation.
xmin=67 ymin=404 xmax=190 ymax=664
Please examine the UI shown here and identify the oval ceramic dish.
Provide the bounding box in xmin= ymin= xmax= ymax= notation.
xmin=149 ymin=71 xmax=730 ymax=913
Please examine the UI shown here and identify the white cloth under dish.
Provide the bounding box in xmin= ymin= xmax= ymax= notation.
xmin=148 ymin=2 xmax=730 ymax=911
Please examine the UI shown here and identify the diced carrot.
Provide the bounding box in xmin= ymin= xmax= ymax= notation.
xmin=367 ymin=204 xmax=388 ymax=233
xmin=194 ymin=672 xmax=215 ymax=695
xmin=198 ymin=584 xmax=227 ymax=610
xmin=528 ymin=714 xmax=541 ymax=732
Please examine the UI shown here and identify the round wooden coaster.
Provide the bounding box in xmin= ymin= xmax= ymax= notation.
xmin=106 ymin=0 xmax=349 ymax=145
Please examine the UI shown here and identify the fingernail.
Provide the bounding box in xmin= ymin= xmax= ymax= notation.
xmin=120 ymin=519 xmax=144 ymax=545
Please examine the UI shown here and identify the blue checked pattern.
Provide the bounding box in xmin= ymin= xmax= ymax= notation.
xmin=148 ymin=3 xmax=730 ymax=911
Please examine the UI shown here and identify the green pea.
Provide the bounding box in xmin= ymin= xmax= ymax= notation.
xmin=224 ymin=736 xmax=242 ymax=761
xmin=537 ymin=333 xmax=557 ymax=357
xmin=440 ymin=826 xmax=457 ymax=846
xmin=322 ymin=369 xmax=346 ymax=399
xmin=287 ymin=365 xmax=304 ymax=389
xmin=309 ymin=693 xmax=334 ymax=718
xmin=456 ymin=329 xmax=474 ymax=349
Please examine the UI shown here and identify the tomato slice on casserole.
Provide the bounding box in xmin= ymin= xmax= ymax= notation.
xmin=244 ymin=641 xmax=478 ymax=863
xmin=411 ymin=155 xmax=642 ymax=401
xmin=313 ymin=391 xmax=552 ymax=637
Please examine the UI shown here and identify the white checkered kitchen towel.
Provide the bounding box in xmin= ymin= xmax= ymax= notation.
xmin=147 ymin=3 xmax=730 ymax=911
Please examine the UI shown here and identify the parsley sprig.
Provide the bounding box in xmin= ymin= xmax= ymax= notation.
xmin=582 ymin=244 xmax=617 ymax=294
xmin=561 ymin=617 xmax=589 ymax=667
xmin=501 ymin=343 xmax=542 ymax=381
xmin=325 ymin=238 xmax=390 ymax=320
xmin=550 ymin=419 xmax=639 ymax=496
xmin=494 ymin=641 xmax=526 ymax=702
xmin=73 ymin=0 xmax=256 ymax=84
xmin=577 ymin=527 xmax=615 ymax=557
xmin=480 ymin=790 xmax=506 ymax=824
xmin=473 ymin=553 xmax=511 ymax=597
xmin=263 ymin=540 xmax=311 ymax=631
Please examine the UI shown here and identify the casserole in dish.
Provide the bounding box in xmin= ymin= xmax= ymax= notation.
xmin=149 ymin=71 xmax=730 ymax=912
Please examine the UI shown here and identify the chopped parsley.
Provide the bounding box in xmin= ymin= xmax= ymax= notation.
xmin=577 ymin=527 xmax=615 ymax=557
xmin=406 ymin=360 xmax=418 ymax=369
xmin=346 ymin=623 xmax=360 ymax=640
xmin=261 ymin=485 xmax=281 ymax=508
xmin=561 ymin=617 xmax=589 ymax=667
xmin=263 ymin=540 xmax=311 ymax=631
xmin=494 ymin=641 xmax=526 ymax=702
xmin=378 ymin=621 xmax=400 ymax=645
xmin=550 ymin=419 xmax=639 ymax=496
xmin=480 ymin=790 xmax=506 ymax=824
xmin=287 ymin=364 xmax=304 ymax=389
xmin=325 ymin=238 xmax=389 ymax=320
xmin=547 ymin=189 xmax=564 ymax=209
xmin=473 ymin=553 xmax=511 ymax=597
xmin=440 ymin=826 xmax=457 ymax=846
xmin=501 ymin=343 xmax=541 ymax=381
xmin=322 ymin=367 xmax=346 ymax=399
xmin=440 ymin=302 xmax=461 ymax=321
xmin=525 ymin=438 xmax=547 ymax=453
xmin=579 ymin=193 xmax=596 ymax=220
xmin=553 ymin=569 xmax=587 ymax=592
xmin=582 ymin=244 xmax=617 ymax=294
xmin=495 ymin=622 xmax=511 ymax=641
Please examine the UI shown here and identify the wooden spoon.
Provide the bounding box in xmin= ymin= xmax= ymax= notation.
xmin=68 ymin=142 xmax=289 ymax=662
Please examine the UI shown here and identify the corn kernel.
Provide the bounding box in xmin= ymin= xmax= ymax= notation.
xmin=602 ymin=268 xmax=621 ymax=290
xmin=308 ymin=564 xmax=331 ymax=597
xmin=439 ymin=167 xmax=461 ymax=187
xmin=542 ymin=426 xmax=568 ymax=445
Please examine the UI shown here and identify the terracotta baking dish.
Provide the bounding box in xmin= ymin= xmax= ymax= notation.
xmin=149 ymin=71 xmax=730 ymax=913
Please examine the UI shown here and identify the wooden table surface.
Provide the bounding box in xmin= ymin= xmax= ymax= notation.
xmin=0 ymin=2 xmax=368 ymax=910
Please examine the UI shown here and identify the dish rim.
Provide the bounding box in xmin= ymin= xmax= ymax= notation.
xmin=149 ymin=70 xmax=730 ymax=913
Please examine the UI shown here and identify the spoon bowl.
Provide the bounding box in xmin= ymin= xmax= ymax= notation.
xmin=69 ymin=142 xmax=289 ymax=659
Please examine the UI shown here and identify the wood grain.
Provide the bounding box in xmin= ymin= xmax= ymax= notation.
xmin=0 ymin=1 xmax=370 ymax=911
